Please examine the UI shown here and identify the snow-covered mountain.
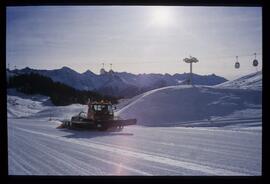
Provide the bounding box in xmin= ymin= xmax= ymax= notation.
xmin=116 ymin=71 xmax=262 ymax=126
xmin=10 ymin=67 xmax=99 ymax=91
xmin=7 ymin=67 xmax=227 ymax=97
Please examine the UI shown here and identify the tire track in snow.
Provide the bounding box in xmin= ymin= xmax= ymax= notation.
xmin=83 ymin=138 xmax=260 ymax=176
xmin=122 ymin=126 xmax=260 ymax=159
xmin=13 ymin=132 xmax=93 ymax=175
xmin=15 ymin=127 xmax=248 ymax=176
xmin=152 ymin=128 xmax=260 ymax=151
xmin=11 ymin=127 xmax=151 ymax=175
xmin=87 ymin=134 xmax=258 ymax=167
xmin=67 ymin=143 xmax=183 ymax=175
xmin=9 ymin=127 xmax=87 ymax=175
xmin=8 ymin=148 xmax=33 ymax=175
xmin=33 ymin=136 xmax=151 ymax=175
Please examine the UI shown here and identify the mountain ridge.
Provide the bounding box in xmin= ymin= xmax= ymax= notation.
xmin=8 ymin=66 xmax=228 ymax=98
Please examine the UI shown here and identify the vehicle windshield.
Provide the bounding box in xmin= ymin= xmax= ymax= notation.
xmin=107 ymin=105 xmax=113 ymax=114
xmin=92 ymin=104 xmax=113 ymax=113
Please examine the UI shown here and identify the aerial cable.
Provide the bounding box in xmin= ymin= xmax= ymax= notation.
xmin=82 ymin=52 xmax=261 ymax=67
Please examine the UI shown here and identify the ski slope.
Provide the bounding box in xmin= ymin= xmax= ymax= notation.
xmin=7 ymin=71 xmax=262 ymax=175
xmin=8 ymin=118 xmax=261 ymax=175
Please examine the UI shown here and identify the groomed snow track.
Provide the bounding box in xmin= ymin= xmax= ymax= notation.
xmin=8 ymin=118 xmax=261 ymax=175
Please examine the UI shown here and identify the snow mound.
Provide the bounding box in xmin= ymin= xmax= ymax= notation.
xmin=33 ymin=104 xmax=87 ymax=120
xmin=216 ymin=71 xmax=262 ymax=90
xmin=7 ymin=89 xmax=52 ymax=118
xmin=116 ymin=84 xmax=261 ymax=126
xmin=7 ymin=89 xmax=87 ymax=119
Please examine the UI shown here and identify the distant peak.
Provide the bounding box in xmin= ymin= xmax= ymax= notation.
xmin=83 ymin=69 xmax=95 ymax=75
xmin=61 ymin=66 xmax=71 ymax=70
xmin=23 ymin=67 xmax=31 ymax=70
xmin=20 ymin=67 xmax=33 ymax=71
xmin=84 ymin=69 xmax=92 ymax=73
xmin=59 ymin=66 xmax=75 ymax=72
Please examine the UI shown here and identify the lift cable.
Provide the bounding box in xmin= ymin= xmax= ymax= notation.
xmin=91 ymin=52 xmax=262 ymax=65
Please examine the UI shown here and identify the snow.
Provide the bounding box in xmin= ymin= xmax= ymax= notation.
xmin=115 ymin=86 xmax=261 ymax=126
xmin=8 ymin=119 xmax=261 ymax=175
xmin=7 ymin=71 xmax=262 ymax=175
xmin=7 ymin=89 xmax=52 ymax=118
xmin=7 ymin=89 xmax=87 ymax=120
xmin=116 ymin=71 xmax=262 ymax=126
xmin=216 ymin=71 xmax=262 ymax=90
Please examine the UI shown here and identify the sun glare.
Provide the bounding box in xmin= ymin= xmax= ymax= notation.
xmin=150 ymin=7 xmax=173 ymax=26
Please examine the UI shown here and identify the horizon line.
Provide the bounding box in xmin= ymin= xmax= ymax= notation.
xmin=7 ymin=66 xmax=224 ymax=78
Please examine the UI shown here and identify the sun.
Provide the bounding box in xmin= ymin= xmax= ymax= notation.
xmin=150 ymin=6 xmax=173 ymax=26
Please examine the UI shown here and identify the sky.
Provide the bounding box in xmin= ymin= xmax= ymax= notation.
xmin=6 ymin=6 xmax=262 ymax=80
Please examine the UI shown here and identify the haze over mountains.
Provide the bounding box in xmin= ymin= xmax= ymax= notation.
xmin=7 ymin=67 xmax=227 ymax=98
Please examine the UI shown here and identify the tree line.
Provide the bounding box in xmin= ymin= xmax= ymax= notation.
xmin=7 ymin=73 xmax=118 ymax=106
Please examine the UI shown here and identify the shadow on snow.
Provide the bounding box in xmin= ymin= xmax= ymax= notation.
xmin=59 ymin=128 xmax=134 ymax=139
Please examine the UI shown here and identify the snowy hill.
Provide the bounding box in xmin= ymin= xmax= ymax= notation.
xmin=216 ymin=71 xmax=262 ymax=90
xmin=7 ymin=89 xmax=52 ymax=118
xmin=116 ymin=72 xmax=262 ymax=126
xmin=8 ymin=67 xmax=227 ymax=97
xmin=7 ymin=89 xmax=87 ymax=119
